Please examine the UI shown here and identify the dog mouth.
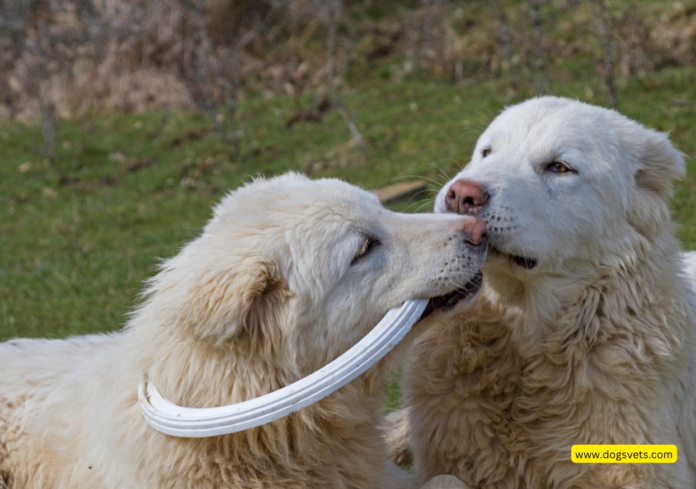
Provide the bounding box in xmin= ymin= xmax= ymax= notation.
xmin=418 ymin=271 xmax=484 ymax=321
xmin=442 ymin=206 xmax=535 ymax=270
xmin=510 ymin=254 xmax=537 ymax=269
xmin=489 ymin=246 xmax=537 ymax=270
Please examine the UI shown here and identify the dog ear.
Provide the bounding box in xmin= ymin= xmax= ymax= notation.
xmin=235 ymin=268 xmax=292 ymax=355
xmin=185 ymin=262 xmax=291 ymax=355
xmin=634 ymin=129 xmax=685 ymax=198
xmin=628 ymin=128 xmax=685 ymax=239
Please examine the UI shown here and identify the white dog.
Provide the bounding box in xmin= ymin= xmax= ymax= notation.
xmin=387 ymin=97 xmax=696 ymax=488
xmin=0 ymin=173 xmax=485 ymax=489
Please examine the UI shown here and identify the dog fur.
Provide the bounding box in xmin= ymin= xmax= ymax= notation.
xmin=0 ymin=173 xmax=484 ymax=489
xmin=388 ymin=97 xmax=696 ymax=488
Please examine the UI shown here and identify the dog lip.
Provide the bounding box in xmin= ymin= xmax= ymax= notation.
xmin=510 ymin=254 xmax=537 ymax=269
xmin=418 ymin=271 xmax=484 ymax=321
xmin=489 ymin=246 xmax=537 ymax=270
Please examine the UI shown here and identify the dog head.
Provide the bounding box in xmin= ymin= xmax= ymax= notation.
xmin=148 ymin=173 xmax=486 ymax=372
xmin=435 ymin=96 xmax=685 ymax=283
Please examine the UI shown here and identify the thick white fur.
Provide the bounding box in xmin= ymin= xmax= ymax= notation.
xmin=394 ymin=97 xmax=696 ymax=488
xmin=0 ymin=173 xmax=484 ymax=489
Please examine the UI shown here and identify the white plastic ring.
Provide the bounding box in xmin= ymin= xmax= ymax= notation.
xmin=139 ymin=299 xmax=427 ymax=438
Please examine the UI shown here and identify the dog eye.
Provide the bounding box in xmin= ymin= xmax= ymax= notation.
xmin=351 ymin=236 xmax=380 ymax=265
xmin=546 ymin=160 xmax=573 ymax=174
xmin=482 ymin=148 xmax=491 ymax=158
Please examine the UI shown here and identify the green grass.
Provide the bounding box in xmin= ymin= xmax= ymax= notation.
xmin=3 ymin=68 xmax=696 ymax=347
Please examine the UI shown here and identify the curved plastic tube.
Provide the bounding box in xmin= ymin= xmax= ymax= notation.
xmin=139 ymin=299 xmax=427 ymax=438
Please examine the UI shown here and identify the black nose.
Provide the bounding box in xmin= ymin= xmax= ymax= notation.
xmin=445 ymin=179 xmax=489 ymax=215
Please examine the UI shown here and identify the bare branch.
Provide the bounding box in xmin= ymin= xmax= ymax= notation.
xmin=530 ymin=0 xmax=554 ymax=95
xmin=594 ymin=0 xmax=619 ymax=109
xmin=325 ymin=0 xmax=339 ymax=94
xmin=491 ymin=0 xmax=515 ymax=86
xmin=336 ymin=105 xmax=365 ymax=146
xmin=672 ymin=98 xmax=696 ymax=107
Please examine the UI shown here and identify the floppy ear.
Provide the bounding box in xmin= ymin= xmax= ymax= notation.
xmin=184 ymin=262 xmax=292 ymax=356
xmin=634 ymin=129 xmax=686 ymax=198
xmin=628 ymin=128 xmax=686 ymax=239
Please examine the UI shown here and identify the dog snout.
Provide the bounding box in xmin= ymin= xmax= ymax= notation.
xmin=455 ymin=217 xmax=487 ymax=247
xmin=445 ymin=179 xmax=489 ymax=215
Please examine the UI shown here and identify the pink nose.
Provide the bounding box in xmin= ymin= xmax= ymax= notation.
xmin=454 ymin=217 xmax=487 ymax=247
xmin=445 ymin=179 xmax=489 ymax=214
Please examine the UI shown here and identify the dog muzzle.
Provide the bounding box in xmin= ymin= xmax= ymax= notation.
xmin=138 ymin=299 xmax=427 ymax=438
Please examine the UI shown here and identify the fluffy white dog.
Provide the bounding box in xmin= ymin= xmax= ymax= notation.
xmin=0 ymin=173 xmax=486 ymax=489
xmin=387 ymin=97 xmax=696 ymax=488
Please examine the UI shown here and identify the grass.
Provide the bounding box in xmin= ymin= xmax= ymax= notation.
xmin=3 ymin=69 xmax=696 ymax=410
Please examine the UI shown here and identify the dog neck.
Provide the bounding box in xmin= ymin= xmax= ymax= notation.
xmin=119 ymin=321 xmax=400 ymax=484
xmin=480 ymin=233 xmax=692 ymax=363
xmin=127 ymin=312 xmax=400 ymax=434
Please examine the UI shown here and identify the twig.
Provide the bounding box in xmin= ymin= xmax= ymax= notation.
xmin=325 ymin=0 xmax=339 ymax=93
xmin=336 ymin=19 xmax=357 ymax=82
xmin=672 ymin=98 xmax=696 ymax=107
xmin=530 ymin=0 xmax=554 ymax=95
xmin=493 ymin=0 xmax=515 ymax=86
xmin=336 ymin=105 xmax=365 ymax=146
xmin=406 ymin=10 xmax=421 ymax=73
xmin=594 ymin=0 xmax=618 ymax=109
xmin=422 ymin=0 xmax=433 ymax=59
xmin=39 ymin=94 xmax=56 ymax=163
xmin=320 ymin=0 xmax=366 ymax=151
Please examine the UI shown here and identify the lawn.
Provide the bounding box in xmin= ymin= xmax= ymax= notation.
xmin=2 ymin=69 xmax=696 ymax=359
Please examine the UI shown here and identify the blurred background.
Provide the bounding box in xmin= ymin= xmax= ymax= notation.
xmin=2 ymin=0 xmax=696 ymax=365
